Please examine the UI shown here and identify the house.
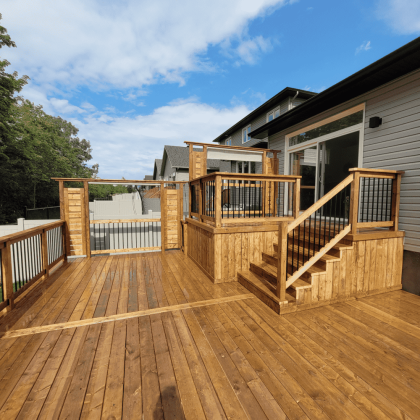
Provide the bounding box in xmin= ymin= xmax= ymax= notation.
xmin=160 ymin=145 xmax=230 ymax=181
xmin=245 ymin=36 xmax=420 ymax=295
xmin=152 ymin=159 xmax=163 ymax=180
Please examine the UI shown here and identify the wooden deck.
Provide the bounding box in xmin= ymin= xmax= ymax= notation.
xmin=0 ymin=251 xmax=419 ymax=419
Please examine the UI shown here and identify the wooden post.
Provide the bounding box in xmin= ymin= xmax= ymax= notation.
xmin=293 ymin=178 xmax=301 ymax=219
xmin=41 ymin=229 xmax=50 ymax=278
xmin=215 ymin=175 xmax=222 ymax=228
xmin=199 ymin=180 xmax=203 ymax=222
xmin=161 ymin=185 xmax=166 ymax=253
xmin=349 ymin=172 xmax=360 ymax=234
xmin=189 ymin=183 xmax=192 ymax=218
xmin=59 ymin=180 xmax=65 ymax=220
xmin=188 ymin=145 xmax=194 ymax=181
xmin=178 ymin=187 xmax=183 ymax=248
xmin=273 ymin=152 xmax=279 ymax=216
xmin=59 ymin=181 xmax=67 ymax=261
xmin=277 ymin=221 xmax=288 ymax=301
xmin=2 ymin=243 xmax=15 ymax=309
xmin=202 ymin=146 xmax=208 ymax=177
xmin=391 ymin=173 xmax=402 ymax=231
xmin=83 ymin=181 xmax=91 ymax=258
xmin=184 ymin=222 xmax=188 ymax=255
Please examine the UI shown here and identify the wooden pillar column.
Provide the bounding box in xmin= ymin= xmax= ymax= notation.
xmin=215 ymin=175 xmax=222 ymax=228
xmin=41 ymin=229 xmax=50 ymax=279
xmin=58 ymin=181 xmax=67 ymax=261
xmin=293 ymin=178 xmax=301 ymax=219
xmin=1 ymin=242 xmax=15 ymax=309
xmin=349 ymin=172 xmax=359 ymax=235
xmin=83 ymin=181 xmax=91 ymax=258
xmin=177 ymin=187 xmax=183 ymax=248
xmin=161 ymin=185 xmax=166 ymax=253
xmin=199 ymin=180 xmax=203 ymax=222
xmin=391 ymin=173 xmax=402 ymax=231
xmin=277 ymin=221 xmax=288 ymax=301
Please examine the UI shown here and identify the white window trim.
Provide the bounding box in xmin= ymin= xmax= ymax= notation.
xmin=266 ymin=106 xmax=280 ymax=122
xmin=283 ymin=102 xmax=366 ymax=214
xmin=225 ymin=137 xmax=232 ymax=146
xmin=242 ymin=125 xmax=251 ymax=143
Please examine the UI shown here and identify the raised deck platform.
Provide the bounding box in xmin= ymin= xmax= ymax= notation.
xmin=0 ymin=251 xmax=419 ymax=419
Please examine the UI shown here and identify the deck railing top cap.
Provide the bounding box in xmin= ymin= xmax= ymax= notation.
xmin=189 ymin=172 xmax=301 ymax=182
xmin=184 ymin=141 xmax=279 ymax=153
xmin=51 ymin=178 xmax=187 ymax=184
xmin=348 ymin=168 xmax=405 ymax=174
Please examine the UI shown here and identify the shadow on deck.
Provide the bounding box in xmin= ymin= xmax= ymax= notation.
xmin=0 ymin=250 xmax=419 ymax=419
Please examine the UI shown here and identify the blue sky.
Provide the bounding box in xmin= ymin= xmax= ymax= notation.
xmin=2 ymin=0 xmax=419 ymax=179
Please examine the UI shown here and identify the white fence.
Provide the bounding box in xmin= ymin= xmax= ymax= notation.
xmin=0 ymin=219 xmax=60 ymax=238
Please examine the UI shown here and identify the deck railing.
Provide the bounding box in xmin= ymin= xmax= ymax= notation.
xmin=189 ymin=172 xmax=301 ymax=227
xmin=276 ymin=168 xmax=403 ymax=301
xmin=0 ymin=220 xmax=66 ymax=311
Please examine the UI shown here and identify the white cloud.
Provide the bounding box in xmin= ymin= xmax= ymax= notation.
xmin=376 ymin=0 xmax=420 ymax=34
xmin=62 ymin=99 xmax=252 ymax=179
xmin=2 ymin=0 xmax=288 ymax=91
xmin=355 ymin=41 xmax=371 ymax=54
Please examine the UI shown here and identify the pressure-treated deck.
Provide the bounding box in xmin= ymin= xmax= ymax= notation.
xmin=0 ymin=251 xmax=420 ymax=419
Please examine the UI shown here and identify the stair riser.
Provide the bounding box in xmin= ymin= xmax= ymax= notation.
xmin=264 ymin=251 xmax=327 ymax=272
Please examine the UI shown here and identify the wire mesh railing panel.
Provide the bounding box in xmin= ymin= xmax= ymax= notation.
xmin=359 ymin=177 xmax=393 ymax=223
xmin=91 ymin=221 xmax=161 ymax=252
xmin=287 ymin=183 xmax=351 ymax=276
xmin=11 ymin=234 xmax=43 ymax=292
xmin=47 ymin=226 xmax=64 ymax=265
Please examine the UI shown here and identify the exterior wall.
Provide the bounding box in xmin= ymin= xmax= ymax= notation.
xmin=175 ymin=169 xmax=189 ymax=181
xmin=163 ymin=158 xmax=175 ymax=181
xmin=0 ymin=219 xmax=59 ymax=237
xmin=269 ymin=68 xmax=420 ymax=254
xmin=225 ymin=97 xmax=291 ymax=148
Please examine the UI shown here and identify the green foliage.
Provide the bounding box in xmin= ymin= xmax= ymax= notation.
xmin=88 ymin=184 xmax=129 ymax=201
xmin=0 ymin=15 xmax=98 ymax=224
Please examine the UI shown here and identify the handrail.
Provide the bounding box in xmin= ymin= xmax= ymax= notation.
xmin=287 ymin=174 xmax=354 ymax=232
xmin=190 ymin=172 xmax=301 ymax=183
xmin=0 ymin=220 xmax=64 ymax=246
xmin=0 ymin=220 xmax=66 ymax=311
xmin=90 ymin=218 xmax=161 ymax=224
xmin=184 ymin=141 xmax=279 ymax=153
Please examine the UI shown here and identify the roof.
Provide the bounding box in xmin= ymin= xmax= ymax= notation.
xmin=153 ymin=159 xmax=162 ymax=179
xmin=160 ymin=145 xmax=222 ymax=176
xmin=143 ymin=175 xmax=153 ymax=180
xmin=212 ymin=87 xmax=317 ymax=143
xmin=250 ymin=36 xmax=420 ymax=139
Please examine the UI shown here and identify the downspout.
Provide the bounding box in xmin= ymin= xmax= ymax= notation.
xmin=291 ymin=90 xmax=299 ymax=109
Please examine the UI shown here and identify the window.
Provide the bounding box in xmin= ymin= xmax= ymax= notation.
xmin=242 ymin=125 xmax=251 ymax=143
xmin=225 ymin=137 xmax=232 ymax=146
xmin=289 ymin=110 xmax=363 ymax=147
xmin=267 ymin=107 xmax=280 ymax=122
xmin=236 ymin=161 xmax=256 ymax=174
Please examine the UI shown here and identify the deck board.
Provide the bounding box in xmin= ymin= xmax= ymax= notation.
xmin=0 ymin=250 xmax=419 ymax=419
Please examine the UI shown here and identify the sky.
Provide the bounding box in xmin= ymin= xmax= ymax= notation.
xmin=1 ymin=0 xmax=420 ymax=179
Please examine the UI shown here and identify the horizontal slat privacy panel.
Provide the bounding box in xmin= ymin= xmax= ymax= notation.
xmin=64 ymin=188 xmax=86 ymax=256
xmin=163 ymin=188 xmax=182 ymax=250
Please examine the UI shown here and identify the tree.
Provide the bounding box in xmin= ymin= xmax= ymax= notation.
xmin=0 ymin=15 xmax=99 ymax=223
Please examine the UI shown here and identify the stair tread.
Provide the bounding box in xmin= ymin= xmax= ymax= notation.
xmin=238 ymin=270 xmax=295 ymax=303
xmin=290 ymin=278 xmax=312 ymax=290
xmin=262 ymin=252 xmax=329 ymax=273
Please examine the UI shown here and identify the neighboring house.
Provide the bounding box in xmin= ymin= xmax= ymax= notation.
xmin=212 ymin=87 xmax=316 ymax=174
xmin=153 ymin=159 xmax=163 ymax=180
xmin=160 ymin=145 xmax=230 ymax=181
xmin=246 ymin=37 xmax=420 ymax=294
xmin=89 ymin=192 xmax=143 ymax=220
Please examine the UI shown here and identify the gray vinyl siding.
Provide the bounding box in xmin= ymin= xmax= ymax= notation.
xmin=268 ymin=68 xmax=420 ymax=253
xmin=163 ymin=159 xmax=175 ymax=181
xmin=228 ymin=98 xmax=291 ymax=148
xmin=175 ymin=169 xmax=189 ymax=181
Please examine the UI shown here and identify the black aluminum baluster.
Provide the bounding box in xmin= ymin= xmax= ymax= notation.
xmin=368 ymin=178 xmax=372 ymax=222
xmin=303 ymin=219 xmax=306 ymax=265
xmin=361 ymin=178 xmax=365 ymax=222
xmin=308 ymin=213 xmax=311 ymax=260
xmin=313 ymin=210 xmax=317 ymax=257
xmin=339 ymin=190 xmax=343 ymax=231
xmin=385 ymin=179 xmax=389 ymax=220
xmin=297 ymin=224 xmax=301 ymax=272
xmin=328 ymin=199 xmax=332 ymax=241
xmin=333 ymin=195 xmax=337 ymax=237
xmin=292 ymin=228 xmax=295 ymax=273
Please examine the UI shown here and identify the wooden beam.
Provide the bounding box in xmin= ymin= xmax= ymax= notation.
xmin=90 ymin=218 xmax=161 ymax=224
xmin=184 ymin=141 xmax=279 ymax=153
xmin=91 ymin=246 xmax=161 ymax=255
xmin=276 ymin=221 xmax=288 ymax=301
xmin=188 ymin=144 xmax=194 ymax=181
xmin=346 ymin=230 xmax=405 ymax=241
xmin=349 ymin=168 xmax=405 ymax=175
xmin=51 ymin=178 xmax=188 ymax=184
xmin=59 ymin=180 xmax=65 ymax=220
xmin=356 ymin=221 xmax=394 ymax=229
xmin=202 ymin=145 xmax=207 ymax=177
xmin=190 ymin=172 xmax=300 ymax=183
xmin=178 ymin=188 xmax=183 ymax=248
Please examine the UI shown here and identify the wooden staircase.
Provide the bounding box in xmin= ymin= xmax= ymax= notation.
xmin=238 ymin=236 xmax=354 ymax=314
